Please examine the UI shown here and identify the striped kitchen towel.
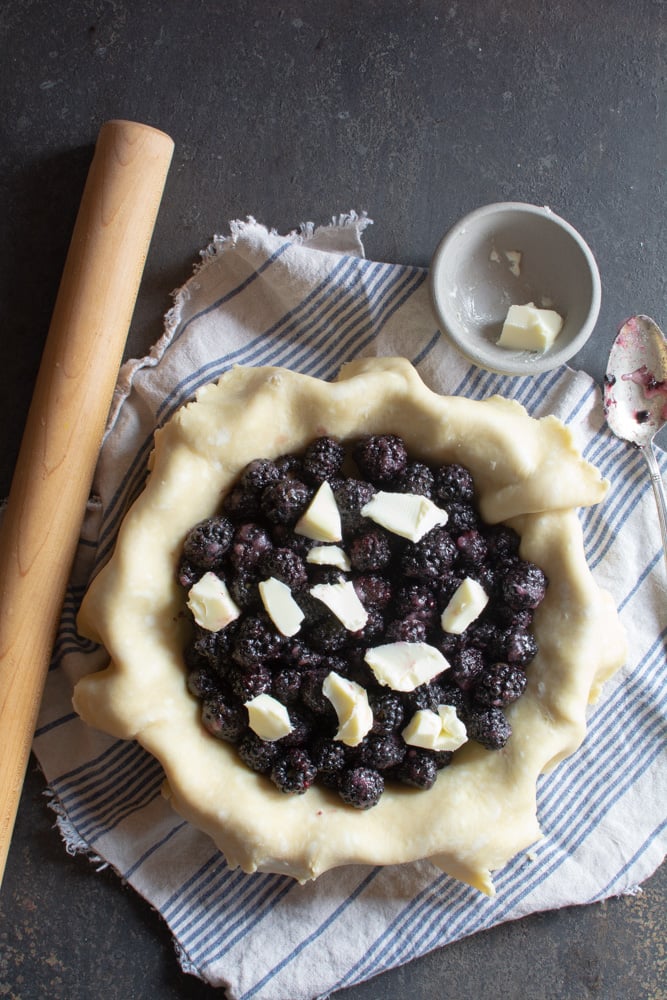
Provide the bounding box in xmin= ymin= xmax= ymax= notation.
xmin=36 ymin=214 xmax=666 ymax=1000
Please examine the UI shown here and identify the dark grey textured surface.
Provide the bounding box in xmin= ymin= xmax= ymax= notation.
xmin=0 ymin=2 xmax=665 ymax=997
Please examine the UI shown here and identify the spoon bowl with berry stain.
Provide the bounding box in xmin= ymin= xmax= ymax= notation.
xmin=604 ymin=314 xmax=667 ymax=566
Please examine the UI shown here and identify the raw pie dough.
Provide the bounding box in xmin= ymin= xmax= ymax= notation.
xmin=74 ymin=357 xmax=627 ymax=894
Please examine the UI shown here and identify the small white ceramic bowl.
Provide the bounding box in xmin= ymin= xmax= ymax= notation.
xmin=429 ymin=202 xmax=601 ymax=376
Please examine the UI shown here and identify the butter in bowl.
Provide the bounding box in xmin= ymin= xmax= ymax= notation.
xmin=429 ymin=202 xmax=601 ymax=376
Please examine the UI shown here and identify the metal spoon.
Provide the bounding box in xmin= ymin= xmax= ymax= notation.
xmin=603 ymin=314 xmax=667 ymax=566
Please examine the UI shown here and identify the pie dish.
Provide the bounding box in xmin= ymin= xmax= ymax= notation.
xmin=74 ymin=356 xmax=627 ymax=894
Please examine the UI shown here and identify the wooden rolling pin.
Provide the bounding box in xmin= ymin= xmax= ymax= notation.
xmin=0 ymin=120 xmax=174 ymax=885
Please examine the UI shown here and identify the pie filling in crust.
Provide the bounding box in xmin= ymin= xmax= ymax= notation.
xmin=74 ymin=357 xmax=627 ymax=894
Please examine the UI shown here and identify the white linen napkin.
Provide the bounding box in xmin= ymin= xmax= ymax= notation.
xmin=36 ymin=214 xmax=666 ymax=1000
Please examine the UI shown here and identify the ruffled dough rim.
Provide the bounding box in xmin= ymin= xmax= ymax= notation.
xmin=74 ymin=357 xmax=626 ymax=894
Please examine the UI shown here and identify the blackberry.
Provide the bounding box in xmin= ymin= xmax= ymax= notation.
xmin=223 ymin=485 xmax=262 ymax=520
xmin=474 ymin=662 xmax=527 ymax=707
xmin=401 ymin=526 xmax=456 ymax=579
xmin=186 ymin=666 xmax=221 ymax=700
xmin=341 ymin=650 xmax=376 ymax=689
xmin=485 ymin=524 xmax=521 ymax=560
xmin=281 ymin=640 xmax=323 ymax=670
xmin=354 ymin=733 xmax=406 ymax=771
xmin=437 ymin=682 xmax=468 ymax=718
xmin=261 ymin=479 xmax=311 ymax=525
xmin=320 ymin=653 xmax=350 ymax=675
xmin=407 ymin=681 xmax=447 ymax=714
xmin=301 ymin=667 xmax=335 ymax=715
xmin=270 ymin=748 xmax=317 ymax=794
xmin=229 ymin=572 xmax=260 ymax=611
xmin=233 ymin=615 xmax=282 ymax=667
xmin=229 ymin=662 xmax=273 ymax=700
xmin=303 ymin=436 xmax=346 ymax=483
xmin=272 ymin=667 xmax=303 ymax=704
xmin=466 ymin=707 xmax=512 ymax=749
xmin=349 ymin=528 xmax=392 ymax=572
xmin=434 ymin=463 xmax=474 ymax=503
xmin=369 ymin=691 xmax=405 ymax=734
xmin=437 ymin=569 xmax=465 ymax=605
xmin=449 ymin=646 xmax=484 ymax=691
xmin=191 ymin=621 xmax=238 ymax=669
xmin=308 ymin=565 xmax=347 ymax=587
xmin=259 ymin=547 xmax=308 ymax=590
xmin=178 ymin=557 xmax=202 ymax=589
xmin=502 ymin=561 xmax=548 ymax=609
xmin=271 ymin=523 xmax=317 ymax=557
xmin=274 ymin=453 xmax=306 ymax=479
xmin=277 ymin=711 xmax=314 ymax=748
xmin=352 ymin=607 xmax=386 ymax=644
xmin=395 ymin=748 xmax=438 ymax=789
xmin=338 ymin=766 xmax=384 ymax=809
xmin=435 ymin=630 xmax=463 ymax=660
xmin=229 ymin=523 xmax=273 ymax=572
xmin=299 ymin=592 xmax=331 ymax=629
xmin=237 ymin=731 xmax=280 ymax=774
xmin=307 ymin=616 xmax=351 ymax=653
xmin=385 ymin=615 xmax=427 ymax=644
xmin=353 ymin=573 xmax=393 ymax=608
xmin=240 ymin=457 xmax=281 ymax=491
xmin=183 ymin=516 xmax=234 ymax=570
xmin=394 ymin=582 xmax=438 ymax=623
xmin=201 ymin=693 xmax=246 ymax=742
xmin=432 ymin=749 xmax=454 ymax=770
xmin=494 ymin=604 xmax=534 ymax=630
xmin=497 ymin=627 xmax=538 ymax=666
xmin=467 ymin=619 xmax=502 ymax=653
xmin=333 ymin=478 xmax=376 ymax=533
xmin=443 ymin=502 xmax=478 ymax=533
xmin=353 ymin=434 xmax=408 ymax=483
xmin=392 ymin=461 xmax=434 ymax=498
xmin=466 ymin=564 xmax=496 ymax=595
xmin=310 ymin=737 xmax=346 ymax=776
xmin=454 ymin=529 xmax=488 ymax=565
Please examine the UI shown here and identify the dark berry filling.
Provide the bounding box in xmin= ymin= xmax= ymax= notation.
xmin=179 ymin=434 xmax=548 ymax=809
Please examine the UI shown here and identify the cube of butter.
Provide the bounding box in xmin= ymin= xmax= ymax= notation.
xmin=498 ymin=302 xmax=563 ymax=352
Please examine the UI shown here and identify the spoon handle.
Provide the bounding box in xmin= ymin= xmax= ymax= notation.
xmin=643 ymin=443 xmax=667 ymax=570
